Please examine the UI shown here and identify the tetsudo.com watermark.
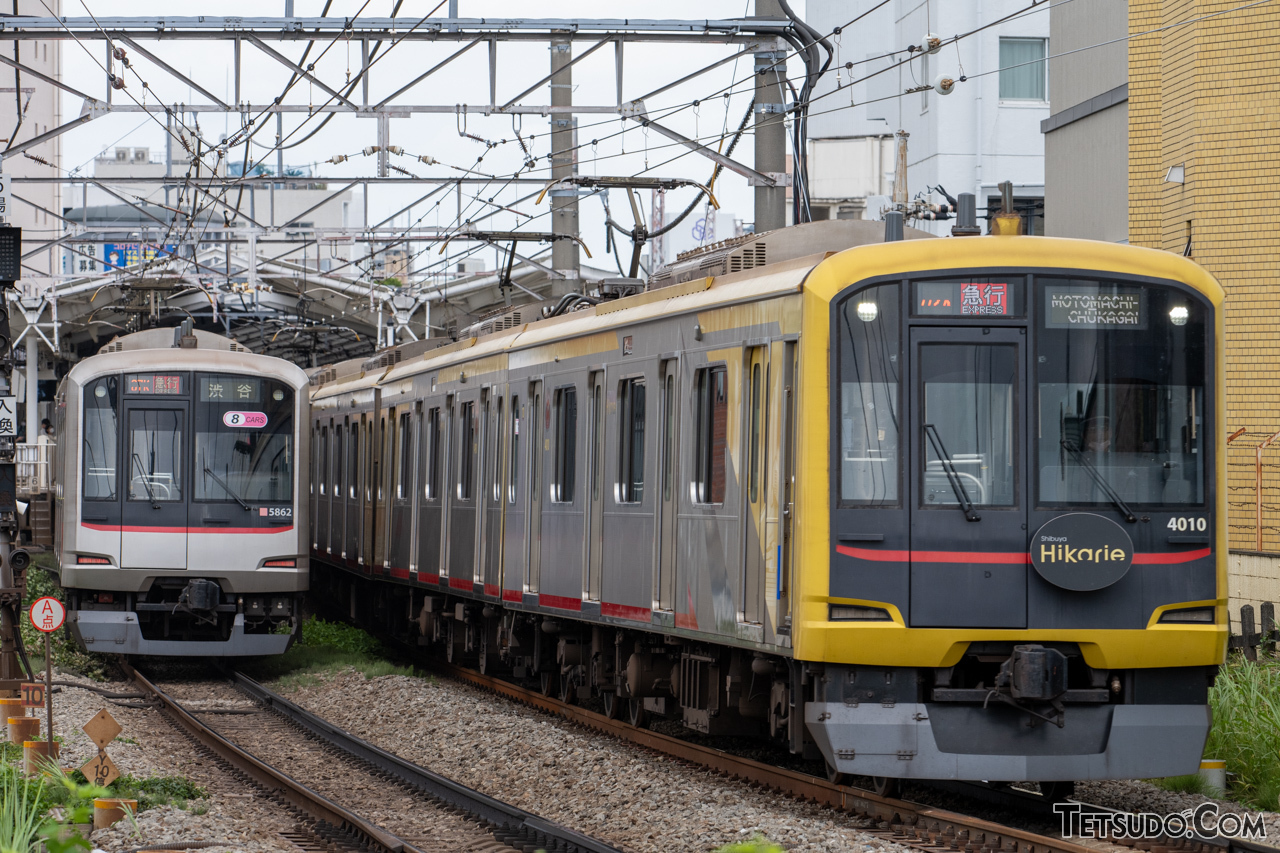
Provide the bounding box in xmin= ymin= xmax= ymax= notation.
xmin=1053 ymin=802 xmax=1267 ymax=841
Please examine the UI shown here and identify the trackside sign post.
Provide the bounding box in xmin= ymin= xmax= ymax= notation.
xmin=28 ymin=596 xmax=64 ymax=753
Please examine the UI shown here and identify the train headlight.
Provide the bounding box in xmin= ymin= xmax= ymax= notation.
xmin=856 ymin=302 xmax=878 ymax=322
xmin=273 ymin=389 xmax=284 ymax=400
xmin=94 ymin=386 xmax=107 ymax=398
xmin=1169 ymin=305 xmax=1189 ymax=325
xmin=1158 ymin=606 xmax=1214 ymax=624
xmin=829 ymin=604 xmax=892 ymax=622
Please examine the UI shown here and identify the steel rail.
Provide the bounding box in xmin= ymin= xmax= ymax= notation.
xmin=125 ymin=665 xmax=423 ymax=853
xmin=229 ymin=670 xmax=623 ymax=853
xmin=430 ymin=660 xmax=1274 ymax=853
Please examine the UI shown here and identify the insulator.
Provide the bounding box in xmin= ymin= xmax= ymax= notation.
xmin=362 ymin=145 xmax=380 ymax=156
xmin=108 ymin=74 xmax=126 ymax=90
xmin=111 ymin=46 xmax=127 ymax=61
xmin=327 ymin=154 xmax=349 ymax=165
xmin=417 ymin=155 xmax=438 ymax=166
xmin=385 ymin=145 xmax=404 ymax=156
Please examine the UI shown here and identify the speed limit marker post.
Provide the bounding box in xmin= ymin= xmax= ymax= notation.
xmin=28 ymin=596 xmax=64 ymax=752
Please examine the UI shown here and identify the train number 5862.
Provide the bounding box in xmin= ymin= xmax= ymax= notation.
xmin=1167 ymin=516 xmax=1207 ymax=532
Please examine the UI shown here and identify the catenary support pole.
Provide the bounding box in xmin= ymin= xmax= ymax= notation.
xmin=549 ymin=36 xmax=579 ymax=294
xmin=753 ymin=0 xmax=787 ymax=233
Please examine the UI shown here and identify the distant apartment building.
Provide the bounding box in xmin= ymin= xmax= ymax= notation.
xmin=0 ymin=0 xmax=61 ymax=282
xmin=805 ymin=0 xmax=1048 ymax=234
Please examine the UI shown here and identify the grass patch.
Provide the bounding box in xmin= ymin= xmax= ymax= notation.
xmin=242 ymin=616 xmax=413 ymax=687
xmin=1150 ymin=774 xmax=1214 ymax=796
xmin=1203 ymin=656 xmax=1280 ymax=810
xmin=716 ymin=837 xmax=785 ymax=853
xmin=21 ymin=555 xmax=112 ymax=681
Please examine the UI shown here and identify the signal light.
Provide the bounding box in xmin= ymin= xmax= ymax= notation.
xmin=263 ymin=559 xmax=296 ymax=567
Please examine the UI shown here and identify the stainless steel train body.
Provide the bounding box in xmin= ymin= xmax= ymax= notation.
xmin=308 ymin=219 xmax=1226 ymax=784
xmin=54 ymin=327 xmax=310 ymax=656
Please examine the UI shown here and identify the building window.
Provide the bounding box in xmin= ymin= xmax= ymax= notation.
xmin=617 ymin=378 xmax=645 ymax=503
xmin=551 ymin=386 xmax=577 ymax=503
xmin=693 ymin=366 xmax=728 ymax=504
xmin=999 ymin=38 xmax=1047 ymax=101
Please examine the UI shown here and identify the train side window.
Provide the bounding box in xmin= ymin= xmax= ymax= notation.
xmin=425 ymin=407 xmax=441 ymax=500
xmin=333 ymin=424 xmax=343 ymax=499
xmin=617 ymin=378 xmax=645 ymax=503
xmin=552 ymin=386 xmax=577 ymax=503
xmin=377 ymin=418 xmax=386 ymax=502
xmin=459 ymin=402 xmax=475 ymax=501
xmin=83 ymin=377 xmax=119 ymax=501
xmin=508 ymin=396 xmax=520 ymax=504
xmin=693 ymin=366 xmax=728 ymax=504
xmin=397 ymin=412 xmax=412 ymax=501
xmin=493 ymin=397 xmax=505 ymax=503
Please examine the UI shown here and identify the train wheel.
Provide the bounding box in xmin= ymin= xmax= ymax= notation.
xmin=478 ymin=628 xmax=492 ymax=674
xmin=446 ymin=620 xmax=457 ymax=663
xmin=539 ymin=670 xmax=555 ymax=695
xmin=559 ymin=672 xmax=577 ymax=705
xmin=627 ymin=698 xmax=649 ymax=729
xmin=1039 ymin=781 xmax=1075 ymax=802
xmin=601 ymin=691 xmax=622 ymax=719
xmin=872 ymin=777 xmax=900 ymax=799
xmin=826 ymin=762 xmax=849 ymax=787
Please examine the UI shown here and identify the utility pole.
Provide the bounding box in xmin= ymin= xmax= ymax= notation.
xmin=549 ymin=36 xmax=580 ymax=293
xmin=753 ymin=0 xmax=788 ymax=233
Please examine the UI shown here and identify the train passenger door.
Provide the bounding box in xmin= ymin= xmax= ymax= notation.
xmin=776 ymin=342 xmax=798 ymax=633
xmin=655 ymin=361 xmax=679 ymax=611
xmin=742 ymin=347 xmax=769 ymax=624
xmin=527 ymin=381 xmax=543 ymax=592
xmin=586 ymin=371 xmax=604 ymax=601
xmin=908 ymin=327 xmax=1028 ymax=628
xmin=121 ymin=401 xmax=188 ymax=569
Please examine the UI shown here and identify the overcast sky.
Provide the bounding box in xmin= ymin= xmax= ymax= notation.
xmin=54 ymin=1 xmax=809 ymax=277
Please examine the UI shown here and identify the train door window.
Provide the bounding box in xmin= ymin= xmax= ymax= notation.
xmin=662 ymin=370 xmax=675 ymax=502
xmin=617 ymin=378 xmax=645 ymax=503
xmin=364 ymin=421 xmax=373 ymax=502
xmin=693 ymin=366 xmax=728 ymax=504
xmin=127 ymin=409 xmax=184 ymax=502
xmin=83 ymin=377 xmax=119 ymax=500
xmin=459 ymin=402 xmax=475 ymax=501
xmin=319 ymin=426 xmax=328 ymax=496
xmin=749 ymin=361 xmax=763 ymax=503
xmin=552 ymin=386 xmax=577 ymax=503
xmin=530 ymin=392 xmax=541 ymax=494
xmin=591 ymin=381 xmax=604 ymax=502
xmin=333 ymin=424 xmax=342 ymax=499
xmin=425 ymin=407 xmax=441 ymax=500
xmin=377 ymin=417 xmax=387 ymax=502
xmin=397 ymin=412 xmax=412 ymax=500
xmin=493 ymin=397 xmax=505 ymax=503
xmin=837 ymin=283 xmax=901 ymax=505
xmin=508 ymin=396 xmax=520 ymax=504
xmin=348 ymin=422 xmax=359 ymax=499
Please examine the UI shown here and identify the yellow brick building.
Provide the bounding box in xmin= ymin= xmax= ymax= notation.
xmin=1128 ymin=0 xmax=1280 ymax=606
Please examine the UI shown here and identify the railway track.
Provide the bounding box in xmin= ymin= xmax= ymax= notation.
xmin=126 ymin=664 xmax=621 ymax=853
xmin=426 ymin=659 xmax=1277 ymax=853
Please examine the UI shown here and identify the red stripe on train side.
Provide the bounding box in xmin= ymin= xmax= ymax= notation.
xmin=539 ymin=593 xmax=583 ymax=611
xmin=601 ymin=602 xmax=652 ymax=622
xmin=389 ymin=567 xmax=410 ymax=580
xmin=483 ymin=583 xmax=499 ymax=597
xmin=448 ymin=577 xmax=473 ymax=591
xmin=502 ymin=589 xmax=523 ymax=603
xmin=837 ymin=545 xmax=1212 ymax=565
xmin=421 ymin=573 xmax=441 ymax=585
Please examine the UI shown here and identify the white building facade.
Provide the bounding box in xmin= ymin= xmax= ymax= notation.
xmin=805 ymin=0 xmax=1049 ymax=234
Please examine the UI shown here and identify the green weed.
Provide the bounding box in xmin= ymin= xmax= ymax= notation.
xmin=1203 ymin=656 xmax=1280 ymax=810
xmin=715 ymin=836 xmax=785 ymax=853
xmin=242 ymin=616 xmax=413 ymax=687
xmin=1150 ymin=774 xmax=1213 ymax=796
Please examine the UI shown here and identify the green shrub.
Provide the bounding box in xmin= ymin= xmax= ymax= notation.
xmin=715 ymin=837 xmax=785 ymax=853
xmin=242 ymin=616 xmax=412 ymax=686
xmin=1204 ymin=657 xmax=1280 ymax=810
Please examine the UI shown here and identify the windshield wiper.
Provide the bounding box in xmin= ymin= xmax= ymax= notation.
xmin=130 ymin=453 xmax=161 ymax=510
xmin=924 ymin=424 xmax=980 ymax=522
xmin=204 ymin=466 xmax=252 ymax=511
xmin=1060 ymin=439 xmax=1137 ymax=523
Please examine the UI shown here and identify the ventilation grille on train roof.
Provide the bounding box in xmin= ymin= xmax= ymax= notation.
xmin=362 ymin=348 xmax=403 ymax=372
xmin=460 ymin=307 xmax=523 ymax=340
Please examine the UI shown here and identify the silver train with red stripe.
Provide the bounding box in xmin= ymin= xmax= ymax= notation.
xmin=52 ymin=325 xmax=309 ymax=656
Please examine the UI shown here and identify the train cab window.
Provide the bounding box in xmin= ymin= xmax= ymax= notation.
xmin=1036 ymin=279 xmax=1207 ymax=506
xmin=83 ymin=377 xmax=118 ymax=500
xmin=194 ymin=376 xmax=294 ymax=503
xmin=425 ymin=407 xmax=441 ymax=500
xmin=128 ymin=409 xmax=184 ymax=502
xmin=508 ymin=396 xmax=519 ymax=504
xmin=836 ymin=283 xmax=901 ymax=505
xmin=617 ymin=378 xmax=645 ymax=503
xmin=397 ymin=412 xmax=412 ymax=501
xmin=552 ymin=387 xmax=577 ymax=503
xmin=693 ymin=367 xmax=728 ymax=504
xmin=458 ymin=402 xmax=475 ymax=501
xmin=919 ymin=344 xmax=1018 ymax=507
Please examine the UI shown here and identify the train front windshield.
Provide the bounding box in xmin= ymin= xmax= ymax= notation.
xmin=1035 ymin=279 xmax=1206 ymax=508
xmin=194 ymin=375 xmax=295 ymax=504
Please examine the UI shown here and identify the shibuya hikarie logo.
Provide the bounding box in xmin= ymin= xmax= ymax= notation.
xmin=1030 ymin=513 xmax=1134 ymax=592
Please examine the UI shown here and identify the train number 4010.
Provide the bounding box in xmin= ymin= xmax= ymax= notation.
xmin=1167 ymin=516 xmax=1207 ymax=532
